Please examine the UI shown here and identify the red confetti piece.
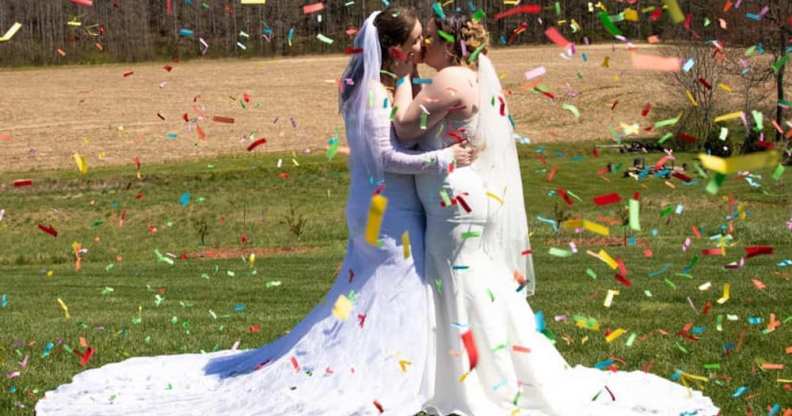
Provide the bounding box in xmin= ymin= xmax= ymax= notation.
xmin=302 ymin=2 xmax=324 ymax=14
xmin=163 ymin=64 xmax=173 ymax=72
xmin=691 ymin=225 xmax=702 ymax=239
xmin=544 ymin=27 xmax=571 ymax=49
xmin=69 ymin=0 xmax=93 ymax=6
xmin=745 ymin=245 xmax=773 ymax=258
xmin=546 ymin=165 xmax=558 ymax=182
xmin=13 ymin=179 xmax=32 ymax=187
xmin=372 ymin=400 xmax=384 ymax=413
xmin=345 ymin=27 xmax=358 ymax=37
xmin=456 ymin=195 xmax=472 ymax=213
xmin=196 ymin=125 xmax=207 ymax=140
xmin=248 ymin=324 xmax=261 ymax=333
xmin=615 ymin=273 xmax=632 ymax=287
xmin=512 ymin=345 xmax=531 ymax=353
xmin=592 ymin=146 xmax=600 ymax=158
xmin=461 ymin=330 xmax=478 ymax=371
xmin=593 ymin=193 xmax=621 ymax=206
xmin=156 ymin=113 xmax=166 ymax=121
xmin=388 ymin=46 xmax=407 ymax=62
xmin=698 ymin=77 xmax=712 ymax=90
xmin=78 ymin=347 xmax=95 ymax=366
xmin=0 ymin=133 xmax=12 ymax=142
xmin=122 ymin=71 xmax=134 ymax=77
xmin=611 ymin=100 xmax=619 ymax=111
xmin=498 ymin=96 xmax=506 ymax=116
xmin=678 ymin=132 xmax=698 ymax=143
xmin=633 ymin=192 xmax=641 ymax=201
xmin=357 ymin=313 xmax=366 ymax=328
xmin=521 ymin=249 xmax=533 ymax=256
xmin=641 ymin=103 xmax=653 ymax=117
xmin=290 ymin=356 xmax=300 ymax=372
xmin=556 ymin=187 xmax=574 ymax=207
xmin=672 ymin=171 xmax=692 ymax=182
xmin=246 ymin=137 xmax=268 ymax=151
xmin=166 ymin=0 xmax=173 ymax=16
xmin=37 ymin=224 xmax=58 ymax=238
xmin=495 ymin=4 xmax=541 ymax=20
xmin=212 ymin=116 xmax=235 ymax=124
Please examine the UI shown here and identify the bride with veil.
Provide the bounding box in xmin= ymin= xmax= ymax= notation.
xmin=36 ymin=8 xmax=473 ymax=416
xmin=390 ymin=11 xmax=721 ymax=416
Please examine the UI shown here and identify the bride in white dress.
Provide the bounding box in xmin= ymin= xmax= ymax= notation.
xmin=391 ymin=12 xmax=721 ymax=416
xmin=35 ymin=9 xmax=474 ymax=416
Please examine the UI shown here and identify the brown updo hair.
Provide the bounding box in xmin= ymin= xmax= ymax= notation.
xmin=375 ymin=6 xmax=418 ymax=85
xmin=433 ymin=12 xmax=489 ymax=69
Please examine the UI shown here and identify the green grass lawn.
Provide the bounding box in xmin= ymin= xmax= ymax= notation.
xmin=0 ymin=142 xmax=790 ymax=415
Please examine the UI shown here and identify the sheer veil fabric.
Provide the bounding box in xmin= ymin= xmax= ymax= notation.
xmin=36 ymin=12 xmax=437 ymax=416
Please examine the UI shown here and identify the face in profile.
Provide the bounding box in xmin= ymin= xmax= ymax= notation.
xmin=421 ymin=19 xmax=448 ymax=70
xmin=399 ymin=19 xmax=423 ymax=65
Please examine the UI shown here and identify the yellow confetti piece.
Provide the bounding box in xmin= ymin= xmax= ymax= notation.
xmin=604 ymin=289 xmax=619 ymax=308
xmin=597 ymin=249 xmax=619 ymax=270
xmin=583 ymin=220 xmax=609 ymax=237
xmin=458 ymin=371 xmax=470 ymax=382
xmin=364 ymin=194 xmax=388 ymax=246
xmin=714 ymin=111 xmax=743 ymax=123
xmin=685 ymin=90 xmax=698 ymax=107
xmin=681 ymin=371 xmax=709 ymax=383
xmin=485 ymin=192 xmax=504 ymax=205
xmin=0 ymin=22 xmax=22 ymax=42
xmin=561 ymin=219 xmax=583 ymax=230
xmin=401 ymin=231 xmax=411 ymax=259
xmin=623 ymin=8 xmax=639 ymax=21
xmin=73 ymin=153 xmax=88 ymax=175
xmin=663 ymin=0 xmax=685 ymax=24
xmin=605 ymin=328 xmax=626 ymax=343
xmin=716 ymin=283 xmax=730 ymax=305
xmin=57 ymin=298 xmax=71 ymax=320
xmin=398 ymin=359 xmax=411 ymax=372
xmin=718 ymin=83 xmax=733 ymax=93
xmin=332 ymin=294 xmax=353 ymax=320
xmin=699 ymin=150 xmax=780 ymax=174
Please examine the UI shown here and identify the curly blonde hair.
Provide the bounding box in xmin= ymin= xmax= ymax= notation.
xmin=433 ymin=12 xmax=489 ymax=69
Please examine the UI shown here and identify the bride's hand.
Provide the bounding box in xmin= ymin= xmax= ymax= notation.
xmin=449 ymin=143 xmax=476 ymax=167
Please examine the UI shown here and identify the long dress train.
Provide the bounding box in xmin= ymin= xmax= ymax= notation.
xmin=35 ymin=89 xmax=453 ymax=416
xmin=417 ymin=113 xmax=720 ymax=416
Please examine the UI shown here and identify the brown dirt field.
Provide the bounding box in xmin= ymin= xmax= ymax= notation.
xmin=0 ymin=44 xmax=759 ymax=173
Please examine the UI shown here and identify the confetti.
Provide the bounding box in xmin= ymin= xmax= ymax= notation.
xmin=0 ymin=22 xmax=22 ymax=42
xmin=364 ymin=194 xmax=388 ymax=246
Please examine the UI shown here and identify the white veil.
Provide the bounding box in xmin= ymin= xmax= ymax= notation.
xmin=474 ymin=54 xmax=536 ymax=296
xmin=339 ymin=11 xmax=384 ymax=183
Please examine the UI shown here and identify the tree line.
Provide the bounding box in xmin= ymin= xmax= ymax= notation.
xmin=0 ymin=0 xmax=687 ymax=66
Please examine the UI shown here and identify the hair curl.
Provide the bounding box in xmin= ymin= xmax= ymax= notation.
xmin=433 ymin=12 xmax=489 ymax=69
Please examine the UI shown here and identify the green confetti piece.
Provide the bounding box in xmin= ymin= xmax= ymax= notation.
xmin=472 ymin=9 xmax=486 ymax=23
xmin=439 ymin=190 xmax=452 ymax=206
xmin=548 ymin=247 xmax=573 ymax=257
xmin=598 ymin=11 xmax=622 ymax=36
xmin=389 ymin=105 xmax=398 ymax=121
xmin=154 ymin=249 xmax=174 ymax=265
xmin=772 ymin=55 xmax=789 ymax=74
xmin=585 ymin=268 xmax=597 ymax=280
xmin=657 ymin=132 xmax=674 ymax=145
xmin=625 ymin=332 xmax=637 ymax=347
xmin=326 ymin=135 xmax=339 ymax=161
xmin=462 ymin=231 xmax=481 ymax=239
xmin=674 ymin=341 xmax=689 ymax=354
xmin=772 ymin=164 xmax=785 ymax=181
xmin=659 ymin=205 xmax=674 ymax=218
xmin=703 ymin=363 xmax=721 ymax=370
xmin=706 ymin=172 xmax=727 ymax=195
xmin=316 ymin=34 xmax=334 ymax=44
xmin=437 ymin=30 xmax=455 ymax=43
xmin=420 ymin=112 xmax=428 ymax=130
xmin=644 ymin=290 xmax=652 ymax=297
xmin=628 ymin=199 xmax=641 ymax=231
xmin=664 ymin=278 xmax=677 ymax=289
xmin=486 ymin=288 xmax=495 ymax=302
xmin=561 ymin=103 xmax=581 ymax=119
xmin=654 ymin=115 xmax=681 ymax=129
xmin=468 ymin=43 xmax=486 ymax=63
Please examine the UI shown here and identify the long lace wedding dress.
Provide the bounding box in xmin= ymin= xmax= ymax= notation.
xmin=417 ymin=54 xmax=721 ymax=416
xmin=36 ymin=12 xmax=451 ymax=416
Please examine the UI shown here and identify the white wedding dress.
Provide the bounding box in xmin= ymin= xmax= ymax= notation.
xmin=36 ymin=12 xmax=453 ymax=416
xmin=417 ymin=55 xmax=721 ymax=416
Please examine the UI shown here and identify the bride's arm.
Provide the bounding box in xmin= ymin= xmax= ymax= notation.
xmin=392 ymin=70 xmax=461 ymax=142
xmin=369 ymin=111 xmax=468 ymax=175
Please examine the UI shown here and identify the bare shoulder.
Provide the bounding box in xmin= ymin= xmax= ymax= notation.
xmin=433 ymin=66 xmax=478 ymax=91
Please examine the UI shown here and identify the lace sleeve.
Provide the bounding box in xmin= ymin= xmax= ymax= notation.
xmin=368 ymin=111 xmax=452 ymax=175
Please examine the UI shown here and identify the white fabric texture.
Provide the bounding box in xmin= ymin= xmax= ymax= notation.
xmin=415 ymin=55 xmax=721 ymax=416
xmin=36 ymin=12 xmax=439 ymax=416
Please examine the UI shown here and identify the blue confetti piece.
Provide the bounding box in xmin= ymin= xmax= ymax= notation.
xmin=769 ymin=404 xmax=781 ymax=416
xmin=536 ymin=215 xmax=559 ymax=232
xmin=595 ymin=358 xmax=614 ymax=370
xmin=0 ymin=294 xmax=7 ymax=308
xmin=42 ymin=341 xmax=54 ymax=358
xmin=731 ymin=385 xmax=748 ymax=398
xmin=179 ymin=192 xmax=191 ymax=207
xmin=234 ymin=304 xmax=246 ymax=313
xmin=535 ymin=311 xmax=545 ymax=333
xmin=178 ymin=28 xmax=194 ymax=38
xmin=682 ymin=58 xmax=695 ymax=72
